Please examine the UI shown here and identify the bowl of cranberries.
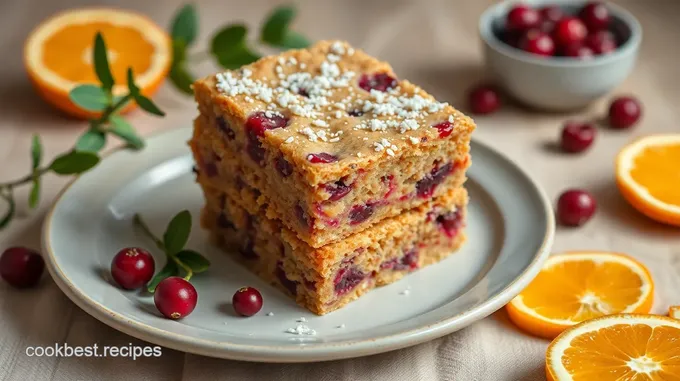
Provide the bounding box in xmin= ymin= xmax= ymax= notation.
xmin=479 ymin=1 xmax=641 ymax=110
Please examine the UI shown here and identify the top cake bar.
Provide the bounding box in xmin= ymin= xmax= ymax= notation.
xmin=191 ymin=40 xmax=475 ymax=248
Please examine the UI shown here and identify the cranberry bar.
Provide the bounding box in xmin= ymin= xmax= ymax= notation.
xmin=199 ymin=182 xmax=468 ymax=315
xmin=191 ymin=40 xmax=475 ymax=248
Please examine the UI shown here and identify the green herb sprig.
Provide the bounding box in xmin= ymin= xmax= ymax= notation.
xmin=133 ymin=211 xmax=210 ymax=292
xmin=168 ymin=4 xmax=310 ymax=94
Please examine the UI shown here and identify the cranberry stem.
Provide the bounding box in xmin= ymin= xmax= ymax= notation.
xmin=132 ymin=213 xmax=194 ymax=281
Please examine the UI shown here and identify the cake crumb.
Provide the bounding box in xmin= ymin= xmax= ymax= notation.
xmin=285 ymin=324 xmax=317 ymax=336
xmin=337 ymin=324 xmax=346 ymax=329
xmin=297 ymin=317 xmax=307 ymax=323
xmin=400 ymin=289 xmax=410 ymax=295
xmin=266 ymin=312 xmax=274 ymax=316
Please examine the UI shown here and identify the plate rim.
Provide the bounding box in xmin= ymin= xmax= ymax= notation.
xmin=41 ymin=127 xmax=555 ymax=362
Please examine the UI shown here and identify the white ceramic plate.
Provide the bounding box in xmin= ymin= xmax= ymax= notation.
xmin=42 ymin=127 xmax=554 ymax=362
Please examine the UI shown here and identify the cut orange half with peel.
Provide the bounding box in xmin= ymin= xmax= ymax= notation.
xmin=546 ymin=314 xmax=680 ymax=381
xmin=24 ymin=8 xmax=171 ymax=119
xmin=506 ymin=251 xmax=654 ymax=339
xmin=670 ymin=306 xmax=680 ymax=319
xmin=616 ymin=134 xmax=680 ymax=227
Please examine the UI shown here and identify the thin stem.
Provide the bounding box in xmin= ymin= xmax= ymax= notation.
xmin=0 ymin=168 xmax=48 ymax=189
xmin=133 ymin=213 xmax=194 ymax=281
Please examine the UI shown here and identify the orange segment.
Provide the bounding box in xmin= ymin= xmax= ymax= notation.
xmin=616 ymin=134 xmax=680 ymax=226
xmin=546 ymin=314 xmax=680 ymax=381
xmin=24 ymin=8 xmax=171 ymax=119
xmin=506 ymin=252 xmax=654 ymax=339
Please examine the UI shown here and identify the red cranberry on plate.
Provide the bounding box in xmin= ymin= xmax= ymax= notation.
xmin=608 ymin=96 xmax=642 ymax=129
xmin=520 ymin=30 xmax=556 ymax=57
xmin=110 ymin=247 xmax=155 ymax=290
xmin=507 ymin=4 xmax=542 ymax=32
xmin=468 ymin=85 xmax=501 ymax=115
xmin=579 ymin=2 xmax=611 ymax=32
xmin=585 ymin=30 xmax=617 ymax=55
xmin=560 ymin=121 xmax=596 ymax=153
xmin=154 ymin=276 xmax=198 ymax=319
xmin=232 ymin=286 xmax=263 ymax=317
xmin=0 ymin=247 xmax=44 ymax=288
xmin=554 ymin=17 xmax=588 ymax=46
xmin=540 ymin=5 xmax=564 ymax=24
xmin=557 ymin=189 xmax=597 ymax=227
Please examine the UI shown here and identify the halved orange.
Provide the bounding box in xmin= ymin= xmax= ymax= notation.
xmin=546 ymin=314 xmax=680 ymax=381
xmin=506 ymin=251 xmax=654 ymax=339
xmin=670 ymin=306 xmax=680 ymax=319
xmin=24 ymin=8 xmax=171 ymax=119
xmin=616 ymin=134 xmax=680 ymax=227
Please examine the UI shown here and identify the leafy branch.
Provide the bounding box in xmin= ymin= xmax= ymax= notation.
xmin=0 ymin=32 xmax=164 ymax=229
xmin=168 ymin=4 xmax=311 ymax=94
xmin=133 ymin=211 xmax=210 ymax=292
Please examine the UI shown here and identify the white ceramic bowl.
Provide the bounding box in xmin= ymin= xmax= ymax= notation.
xmin=479 ymin=0 xmax=642 ymax=111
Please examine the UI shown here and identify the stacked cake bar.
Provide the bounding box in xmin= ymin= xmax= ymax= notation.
xmin=189 ymin=41 xmax=475 ymax=315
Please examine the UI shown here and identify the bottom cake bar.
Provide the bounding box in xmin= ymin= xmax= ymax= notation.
xmin=199 ymin=182 xmax=468 ymax=315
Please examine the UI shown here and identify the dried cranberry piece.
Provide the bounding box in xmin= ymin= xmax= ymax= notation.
xmin=275 ymin=156 xmax=294 ymax=177
xmin=217 ymin=116 xmax=235 ymax=140
xmin=380 ymin=258 xmax=398 ymax=270
xmin=324 ymin=179 xmax=352 ymax=201
xmin=333 ymin=267 xmax=365 ymax=295
xmin=436 ymin=210 xmax=463 ymax=238
xmin=295 ymin=205 xmax=313 ymax=231
xmin=275 ymin=262 xmax=298 ymax=296
xmin=396 ymin=249 xmax=419 ymax=270
xmin=416 ymin=162 xmax=453 ymax=198
xmin=245 ymin=112 xmax=289 ymax=165
xmin=433 ymin=121 xmax=454 ymax=138
xmin=307 ymin=153 xmax=339 ymax=163
xmin=381 ymin=175 xmax=396 ymax=199
xmin=358 ymin=73 xmax=397 ymax=92
xmin=348 ymin=203 xmax=374 ymax=225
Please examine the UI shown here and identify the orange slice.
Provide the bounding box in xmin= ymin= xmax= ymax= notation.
xmin=24 ymin=8 xmax=171 ymax=119
xmin=670 ymin=306 xmax=680 ymax=319
xmin=506 ymin=251 xmax=654 ymax=339
xmin=546 ymin=314 xmax=680 ymax=381
xmin=616 ymin=134 xmax=680 ymax=226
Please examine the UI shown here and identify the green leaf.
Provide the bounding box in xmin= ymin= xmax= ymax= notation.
xmin=261 ymin=6 xmax=296 ymax=45
xmin=169 ymin=64 xmax=194 ymax=95
xmin=75 ymin=128 xmax=107 ymax=152
xmin=69 ymin=85 xmax=109 ymax=111
xmin=171 ymin=4 xmax=198 ymax=46
xmin=49 ymin=151 xmax=100 ymax=175
xmin=163 ymin=210 xmax=192 ymax=255
xmin=126 ymin=68 xmax=140 ymax=97
xmin=0 ymin=193 xmax=15 ymax=229
xmin=176 ymin=250 xmax=210 ymax=273
xmin=31 ymin=134 xmax=42 ymax=170
xmin=109 ymin=115 xmax=145 ymax=149
xmin=28 ymin=177 xmax=40 ymax=209
xmin=280 ymin=31 xmax=311 ymax=49
xmin=147 ymin=260 xmax=179 ymax=293
xmin=94 ymin=32 xmax=115 ymax=92
xmin=211 ymin=27 xmax=260 ymax=69
xmin=127 ymin=68 xmax=165 ymax=116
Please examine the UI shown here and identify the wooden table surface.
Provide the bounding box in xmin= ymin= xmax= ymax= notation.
xmin=1 ymin=0 xmax=679 ymax=380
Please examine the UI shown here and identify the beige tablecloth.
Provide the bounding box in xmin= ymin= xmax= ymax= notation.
xmin=1 ymin=0 xmax=679 ymax=380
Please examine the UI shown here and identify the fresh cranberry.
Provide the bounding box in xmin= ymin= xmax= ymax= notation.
xmin=275 ymin=156 xmax=293 ymax=177
xmin=240 ymin=238 xmax=259 ymax=259
xmin=217 ymin=116 xmax=235 ymax=140
xmin=561 ymin=43 xmax=595 ymax=58
xmin=154 ymin=277 xmax=198 ymax=319
xmin=334 ymin=267 xmax=365 ymax=295
xmin=554 ymin=17 xmax=588 ymax=46
xmin=307 ymin=153 xmax=339 ymax=163
xmin=556 ymin=190 xmax=597 ymax=226
xmin=506 ymin=5 xmax=542 ymax=32
xmin=433 ymin=121 xmax=454 ymax=138
xmin=585 ymin=30 xmax=617 ymax=55
xmin=416 ymin=162 xmax=453 ymax=199
xmin=0 ymin=247 xmax=44 ymax=288
xmin=358 ymin=73 xmax=397 ymax=92
xmin=608 ymin=96 xmax=642 ymax=129
xmin=295 ymin=205 xmax=313 ymax=230
xmin=579 ymin=2 xmax=610 ymax=32
xmin=540 ymin=5 xmax=564 ymax=24
xmin=468 ymin=85 xmax=501 ymax=115
xmin=275 ymin=263 xmax=297 ymax=295
xmin=348 ymin=109 xmax=364 ymax=117
xmin=217 ymin=213 xmax=235 ymax=230
xmin=324 ymin=180 xmax=352 ymax=201
xmin=349 ymin=203 xmax=374 ymax=225
xmin=245 ymin=112 xmax=289 ymax=165
xmin=520 ymin=29 xmax=556 ymax=56
xmin=110 ymin=247 xmax=155 ymax=290
xmin=560 ymin=122 xmax=596 ymax=153
xmin=436 ymin=210 xmax=464 ymax=238
xmin=232 ymin=286 xmax=263 ymax=317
